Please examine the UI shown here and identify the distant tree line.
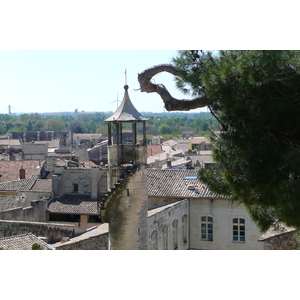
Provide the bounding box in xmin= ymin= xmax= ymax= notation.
xmin=0 ymin=111 xmax=218 ymax=138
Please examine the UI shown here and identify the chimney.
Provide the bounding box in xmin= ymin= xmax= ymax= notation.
xmin=19 ymin=165 xmax=25 ymax=179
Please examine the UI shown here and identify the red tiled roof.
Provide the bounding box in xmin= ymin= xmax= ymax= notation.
xmin=147 ymin=145 xmax=163 ymax=157
xmin=0 ymin=160 xmax=44 ymax=183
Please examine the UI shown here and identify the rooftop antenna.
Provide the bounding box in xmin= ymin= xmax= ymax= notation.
xmin=125 ymin=68 xmax=127 ymax=85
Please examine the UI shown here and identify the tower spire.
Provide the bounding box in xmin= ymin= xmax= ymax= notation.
xmin=125 ymin=68 xmax=127 ymax=86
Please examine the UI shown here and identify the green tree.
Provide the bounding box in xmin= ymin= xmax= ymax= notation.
xmin=138 ymin=50 xmax=300 ymax=231
xmin=44 ymin=118 xmax=66 ymax=131
xmin=69 ymin=120 xmax=87 ymax=133
xmin=158 ymin=124 xmax=171 ymax=135
xmin=96 ymin=124 xmax=108 ymax=136
xmin=32 ymin=243 xmax=44 ymax=250
xmin=86 ymin=120 xmax=97 ymax=133
xmin=0 ymin=122 xmax=7 ymax=135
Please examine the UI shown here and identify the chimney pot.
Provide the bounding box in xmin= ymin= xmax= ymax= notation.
xmin=19 ymin=166 xmax=25 ymax=180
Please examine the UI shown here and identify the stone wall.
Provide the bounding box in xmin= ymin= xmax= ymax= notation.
xmin=11 ymin=131 xmax=72 ymax=147
xmin=54 ymin=233 xmax=109 ymax=250
xmin=148 ymin=200 xmax=189 ymax=250
xmin=61 ymin=168 xmax=92 ymax=195
xmin=0 ymin=220 xmax=84 ymax=243
xmin=262 ymin=231 xmax=299 ymax=250
xmin=0 ymin=200 xmax=47 ymax=222
xmin=22 ymin=143 xmax=48 ymax=160
xmin=51 ymin=166 xmax=107 ymax=198
xmin=105 ymin=167 xmax=149 ymax=250
xmin=148 ymin=196 xmax=184 ymax=210
xmin=54 ymin=230 xmax=109 ymax=250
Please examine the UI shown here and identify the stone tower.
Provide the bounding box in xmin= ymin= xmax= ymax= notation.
xmin=100 ymin=84 xmax=148 ymax=250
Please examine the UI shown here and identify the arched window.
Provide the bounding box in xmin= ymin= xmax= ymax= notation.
xmin=163 ymin=225 xmax=168 ymax=250
xmin=151 ymin=231 xmax=158 ymax=250
xmin=200 ymin=216 xmax=213 ymax=241
xmin=232 ymin=218 xmax=245 ymax=243
xmin=182 ymin=215 xmax=188 ymax=244
xmin=173 ymin=219 xmax=178 ymax=249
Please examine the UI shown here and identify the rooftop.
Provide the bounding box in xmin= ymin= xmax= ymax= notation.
xmin=258 ymin=224 xmax=297 ymax=241
xmin=105 ymin=85 xmax=147 ymax=122
xmin=52 ymin=223 xmax=109 ymax=248
xmin=47 ymin=194 xmax=99 ymax=215
xmin=147 ymin=169 xmax=230 ymax=199
xmin=0 ymin=233 xmax=51 ymax=250
xmin=148 ymin=200 xmax=188 ymax=217
xmin=0 ymin=174 xmax=39 ymax=191
xmin=30 ymin=179 xmax=52 ymax=192
xmin=0 ymin=195 xmax=25 ymax=212
xmin=147 ymin=150 xmax=183 ymax=164
xmin=0 ymin=160 xmax=44 ymax=183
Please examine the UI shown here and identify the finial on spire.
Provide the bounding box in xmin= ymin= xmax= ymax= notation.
xmin=124 ymin=68 xmax=129 ymax=90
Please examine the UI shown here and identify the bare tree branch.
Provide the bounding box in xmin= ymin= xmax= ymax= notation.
xmin=137 ymin=64 xmax=207 ymax=111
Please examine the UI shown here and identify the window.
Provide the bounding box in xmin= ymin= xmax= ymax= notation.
xmin=151 ymin=231 xmax=158 ymax=250
xmin=200 ymin=216 xmax=213 ymax=241
xmin=73 ymin=183 xmax=79 ymax=193
xmin=163 ymin=225 xmax=168 ymax=250
xmin=182 ymin=215 xmax=188 ymax=244
xmin=173 ymin=220 xmax=178 ymax=249
xmin=233 ymin=218 xmax=245 ymax=243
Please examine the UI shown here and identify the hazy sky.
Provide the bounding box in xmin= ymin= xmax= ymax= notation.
xmin=0 ymin=50 xmax=208 ymax=115
xmin=0 ymin=1 xmax=293 ymax=117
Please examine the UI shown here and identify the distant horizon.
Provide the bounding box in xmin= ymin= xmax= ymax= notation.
xmin=2 ymin=109 xmax=210 ymax=116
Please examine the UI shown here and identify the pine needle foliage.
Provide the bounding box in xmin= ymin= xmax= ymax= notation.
xmin=173 ymin=50 xmax=300 ymax=231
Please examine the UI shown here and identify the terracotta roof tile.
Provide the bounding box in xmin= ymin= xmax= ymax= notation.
xmin=48 ymin=194 xmax=99 ymax=215
xmin=0 ymin=195 xmax=24 ymax=212
xmin=147 ymin=169 xmax=230 ymax=199
xmin=0 ymin=174 xmax=39 ymax=191
xmin=30 ymin=179 xmax=52 ymax=192
xmin=0 ymin=233 xmax=51 ymax=250
xmin=147 ymin=145 xmax=163 ymax=157
xmin=0 ymin=160 xmax=44 ymax=183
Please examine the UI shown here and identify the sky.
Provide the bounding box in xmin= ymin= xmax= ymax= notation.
xmin=0 ymin=50 xmax=209 ymax=115
xmin=1 ymin=2 xmax=297 ymax=116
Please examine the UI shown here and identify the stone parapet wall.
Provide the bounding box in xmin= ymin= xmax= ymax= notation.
xmin=0 ymin=220 xmax=84 ymax=243
xmin=0 ymin=200 xmax=47 ymax=222
xmin=54 ymin=232 xmax=109 ymax=250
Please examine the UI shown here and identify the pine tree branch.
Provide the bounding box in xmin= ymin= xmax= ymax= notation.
xmin=137 ymin=64 xmax=207 ymax=111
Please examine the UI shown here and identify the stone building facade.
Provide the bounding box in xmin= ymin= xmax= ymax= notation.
xmin=0 ymin=220 xmax=84 ymax=243
xmin=148 ymin=200 xmax=189 ymax=250
xmin=147 ymin=169 xmax=264 ymax=250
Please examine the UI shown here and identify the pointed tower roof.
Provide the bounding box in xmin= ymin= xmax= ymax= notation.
xmin=105 ymin=85 xmax=147 ymax=122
